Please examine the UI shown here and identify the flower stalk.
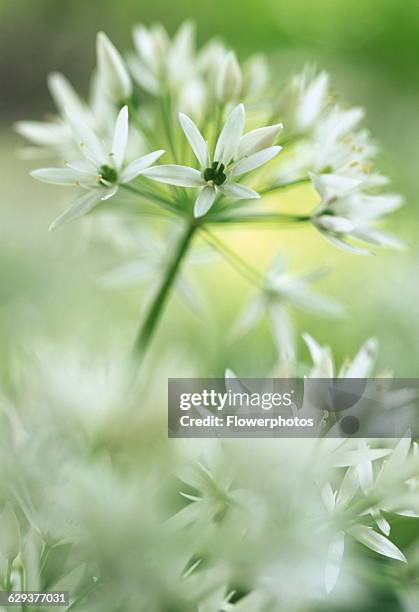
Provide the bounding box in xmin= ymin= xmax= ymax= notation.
xmin=132 ymin=219 xmax=198 ymax=361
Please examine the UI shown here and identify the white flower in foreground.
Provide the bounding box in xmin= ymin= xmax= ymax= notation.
xmin=310 ymin=173 xmax=404 ymax=255
xmin=322 ymin=459 xmax=408 ymax=594
xmin=234 ymin=255 xmax=343 ymax=361
xmin=96 ymin=32 xmax=132 ymax=102
xmin=31 ymin=105 xmax=164 ymax=230
xmin=303 ymin=332 xmax=378 ymax=379
xmin=143 ymin=104 xmax=282 ymax=217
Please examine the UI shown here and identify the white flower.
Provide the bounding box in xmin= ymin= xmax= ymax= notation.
xmin=143 ymin=104 xmax=282 ymax=217
xmin=310 ymin=173 xmax=404 ymax=255
xmin=303 ymin=333 xmax=378 ymax=379
xmin=101 ymin=223 xmax=213 ymax=313
xmin=96 ymin=32 xmax=132 ymax=102
xmin=234 ymin=255 xmax=343 ymax=361
xmin=197 ymin=43 xmax=268 ymax=109
xmin=241 ymin=54 xmax=270 ymax=101
xmin=275 ymin=66 xmax=330 ymax=136
xmin=15 ymin=71 xmax=113 ymax=158
xmin=129 ymin=21 xmax=196 ymax=96
xmin=30 ymin=105 xmax=164 ymax=230
xmin=216 ymin=51 xmax=243 ymax=103
xmin=197 ymin=38 xmax=228 ymax=90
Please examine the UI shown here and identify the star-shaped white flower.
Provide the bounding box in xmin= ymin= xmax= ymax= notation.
xmin=310 ymin=173 xmax=404 ymax=255
xmin=142 ymin=104 xmax=282 ymax=217
xmin=31 ymin=106 xmax=165 ymax=230
xmin=15 ymin=71 xmax=112 ymax=158
xmin=129 ymin=21 xmax=196 ymax=96
xmin=234 ymin=254 xmax=343 ymax=361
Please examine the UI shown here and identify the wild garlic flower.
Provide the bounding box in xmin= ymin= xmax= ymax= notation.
xmin=96 ymin=31 xmax=132 ymax=103
xmin=310 ymin=173 xmax=404 ymax=254
xmin=275 ymin=65 xmax=330 ymax=137
xmin=31 ymin=105 xmax=164 ymax=230
xmin=234 ymin=255 xmax=343 ymax=361
xmin=143 ymin=104 xmax=282 ymax=217
xmin=129 ymin=21 xmax=196 ymax=96
xmin=101 ymin=223 xmax=212 ymax=313
xmin=15 ymin=71 xmax=113 ymax=158
xmin=303 ymin=332 xmax=378 ymax=379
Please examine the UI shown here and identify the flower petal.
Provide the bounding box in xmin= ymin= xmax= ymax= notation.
xmin=49 ymin=190 xmax=102 ymax=231
xmin=31 ymin=167 xmax=97 ymax=186
xmin=216 ymin=51 xmax=242 ymax=103
xmin=14 ymin=121 xmax=70 ymax=146
xmin=348 ymin=525 xmax=407 ymax=563
xmin=111 ymin=105 xmax=129 ymax=171
xmin=268 ymin=305 xmax=295 ymax=362
xmin=47 ymin=72 xmax=87 ymax=118
xmin=102 ymin=260 xmax=152 ymax=287
xmin=142 ymin=165 xmax=204 ymax=187
xmin=325 ymin=532 xmax=345 ymax=594
xmin=179 ymin=113 xmax=208 ymax=167
xmin=96 ymin=31 xmax=132 ymax=100
xmin=120 ymin=150 xmax=165 ymax=183
xmin=194 ymin=186 xmax=217 ymax=217
xmin=317 ymin=230 xmax=373 ymax=256
xmin=336 ymin=468 xmax=358 ymax=509
xmin=331 ymin=448 xmax=391 ymax=467
xmin=214 ymin=104 xmax=245 ymax=165
xmin=350 ymin=227 xmax=405 ymax=250
xmin=232 ymin=297 xmax=263 ymax=338
xmin=341 ymin=338 xmax=377 ymax=378
xmin=100 ymin=185 xmax=119 ymax=200
xmin=311 ymin=172 xmax=361 ymax=201
xmin=237 ymin=124 xmax=283 ymax=158
xmin=65 ymin=108 xmax=107 ymax=166
xmin=231 ymin=146 xmax=282 ymax=176
xmin=218 ymin=182 xmax=260 ymax=200
xmin=314 ymin=215 xmax=354 ymax=234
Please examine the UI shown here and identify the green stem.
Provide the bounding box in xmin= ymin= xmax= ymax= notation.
xmin=121 ymin=183 xmax=177 ymax=213
xmin=132 ymin=220 xmax=197 ymax=361
xmin=6 ymin=558 xmax=13 ymax=590
xmin=259 ymin=177 xmax=312 ymax=195
xmin=207 ymin=213 xmax=311 ymax=225
xmin=201 ymin=227 xmax=263 ymax=287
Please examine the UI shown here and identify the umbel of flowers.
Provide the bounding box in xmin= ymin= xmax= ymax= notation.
xmin=9 ymin=19 xmax=418 ymax=610
xmin=16 ymin=23 xmax=404 ymax=361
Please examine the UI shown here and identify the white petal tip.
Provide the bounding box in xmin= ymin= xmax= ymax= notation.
xmin=193 ymin=209 xmax=206 ymax=219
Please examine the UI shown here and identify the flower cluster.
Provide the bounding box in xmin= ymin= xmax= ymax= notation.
xmin=17 ymin=24 xmax=402 ymax=252
xmin=10 ymin=19 xmax=415 ymax=611
xmin=1 ymin=339 xmax=418 ymax=608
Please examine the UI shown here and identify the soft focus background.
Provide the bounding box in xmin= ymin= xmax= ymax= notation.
xmin=0 ymin=0 xmax=418 ymax=376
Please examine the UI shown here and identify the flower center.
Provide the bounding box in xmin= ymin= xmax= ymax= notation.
xmin=100 ymin=164 xmax=118 ymax=184
xmin=203 ymin=161 xmax=227 ymax=186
